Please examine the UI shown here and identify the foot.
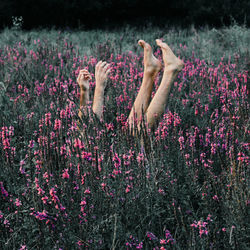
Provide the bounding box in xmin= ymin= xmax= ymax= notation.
xmin=138 ymin=40 xmax=162 ymax=75
xmin=156 ymin=39 xmax=184 ymax=72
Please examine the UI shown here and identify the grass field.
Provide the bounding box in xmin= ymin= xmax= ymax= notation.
xmin=0 ymin=25 xmax=249 ymax=249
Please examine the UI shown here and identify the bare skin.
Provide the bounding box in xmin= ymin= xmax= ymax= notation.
xmin=77 ymin=39 xmax=184 ymax=134
xmin=92 ymin=61 xmax=111 ymax=120
xmin=77 ymin=69 xmax=92 ymax=119
xmin=128 ymin=40 xmax=162 ymax=131
xmin=145 ymin=39 xmax=184 ymax=128
xmin=77 ymin=61 xmax=111 ymax=120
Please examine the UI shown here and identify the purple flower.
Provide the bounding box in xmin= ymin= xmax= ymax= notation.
xmin=0 ymin=182 xmax=9 ymax=198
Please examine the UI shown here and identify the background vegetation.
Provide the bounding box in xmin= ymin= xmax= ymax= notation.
xmin=0 ymin=25 xmax=249 ymax=249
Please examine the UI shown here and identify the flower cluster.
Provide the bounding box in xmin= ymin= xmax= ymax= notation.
xmin=0 ymin=32 xmax=248 ymax=249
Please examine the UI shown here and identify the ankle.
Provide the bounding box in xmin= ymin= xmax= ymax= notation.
xmin=144 ymin=66 xmax=160 ymax=76
xmin=165 ymin=60 xmax=184 ymax=73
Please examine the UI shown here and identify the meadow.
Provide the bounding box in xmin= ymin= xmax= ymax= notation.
xmin=0 ymin=24 xmax=249 ymax=249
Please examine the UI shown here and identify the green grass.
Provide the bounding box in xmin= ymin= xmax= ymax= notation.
xmin=0 ymin=24 xmax=249 ymax=249
xmin=1 ymin=24 xmax=249 ymax=65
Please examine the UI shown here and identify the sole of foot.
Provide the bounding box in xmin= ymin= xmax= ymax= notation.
xmin=156 ymin=39 xmax=184 ymax=72
xmin=138 ymin=39 xmax=162 ymax=75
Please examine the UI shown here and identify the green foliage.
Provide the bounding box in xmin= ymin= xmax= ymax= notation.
xmin=0 ymin=26 xmax=249 ymax=249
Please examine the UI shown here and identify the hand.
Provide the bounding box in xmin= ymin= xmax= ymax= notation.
xmin=95 ymin=61 xmax=111 ymax=89
xmin=77 ymin=69 xmax=92 ymax=91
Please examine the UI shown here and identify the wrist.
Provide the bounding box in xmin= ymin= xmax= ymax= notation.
xmin=95 ymin=84 xmax=105 ymax=93
xmin=95 ymin=80 xmax=106 ymax=89
xmin=80 ymin=86 xmax=89 ymax=92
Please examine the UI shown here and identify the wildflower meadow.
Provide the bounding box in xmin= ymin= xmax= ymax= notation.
xmin=0 ymin=25 xmax=249 ymax=249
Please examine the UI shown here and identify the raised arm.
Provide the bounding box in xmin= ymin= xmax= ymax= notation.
xmin=92 ymin=61 xmax=111 ymax=120
xmin=77 ymin=69 xmax=92 ymax=120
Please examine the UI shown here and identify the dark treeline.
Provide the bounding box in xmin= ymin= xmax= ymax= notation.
xmin=0 ymin=0 xmax=249 ymax=30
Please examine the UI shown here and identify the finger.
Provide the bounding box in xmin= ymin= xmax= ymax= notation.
xmin=83 ymin=71 xmax=91 ymax=76
xmin=77 ymin=74 xmax=81 ymax=82
xmin=95 ymin=61 xmax=102 ymax=69
xmin=103 ymin=63 xmax=110 ymax=71
xmin=105 ymin=68 xmax=111 ymax=77
xmin=100 ymin=61 xmax=107 ymax=68
xmin=83 ymin=73 xmax=92 ymax=80
xmin=78 ymin=71 xmax=84 ymax=78
xmin=80 ymin=69 xmax=88 ymax=74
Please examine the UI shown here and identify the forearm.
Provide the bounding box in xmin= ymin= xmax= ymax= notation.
xmin=92 ymin=86 xmax=104 ymax=120
xmin=92 ymin=60 xmax=111 ymax=120
xmin=78 ymin=87 xmax=89 ymax=119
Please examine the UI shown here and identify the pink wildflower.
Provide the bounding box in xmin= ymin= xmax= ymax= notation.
xmin=15 ymin=198 xmax=22 ymax=207
xmin=160 ymin=239 xmax=166 ymax=244
xmin=62 ymin=168 xmax=69 ymax=179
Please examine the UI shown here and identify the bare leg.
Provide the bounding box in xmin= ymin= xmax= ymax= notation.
xmin=146 ymin=39 xmax=184 ymax=128
xmin=92 ymin=61 xmax=111 ymax=120
xmin=77 ymin=69 xmax=91 ymax=120
xmin=128 ymin=40 xmax=162 ymax=131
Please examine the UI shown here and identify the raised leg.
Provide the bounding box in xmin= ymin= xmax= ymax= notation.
xmin=146 ymin=39 xmax=184 ymax=128
xmin=128 ymin=40 xmax=162 ymax=131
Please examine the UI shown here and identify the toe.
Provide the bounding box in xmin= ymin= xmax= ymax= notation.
xmin=156 ymin=39 xmax=163 ymax=47
xmin=138 ymin=40 xmax=146 ymax=48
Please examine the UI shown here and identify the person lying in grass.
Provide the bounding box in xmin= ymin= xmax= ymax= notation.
xmin=77 ymin=39 xmax=184 ymax=133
